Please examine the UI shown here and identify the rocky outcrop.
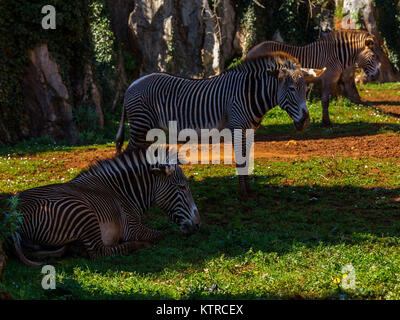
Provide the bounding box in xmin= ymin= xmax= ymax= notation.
xmin=128 ymin=0 xmax=235 ymax=77
xmin=22 ymin=44 xmax=78 ymax=143
xmin=21 ymin=43 xmax=106 ymax=144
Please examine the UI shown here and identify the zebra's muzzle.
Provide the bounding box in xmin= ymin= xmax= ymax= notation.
xmin=180 ymin=220 xmax=200 ymax=235
xmin=294 ymin=110 xmax=310 ymax=131
xmin=367 ymin=72 xmax=379 ymax=82
xmin=180 ymin=209 xmax=201 ymax=235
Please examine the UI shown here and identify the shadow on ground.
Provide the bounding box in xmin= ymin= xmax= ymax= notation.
xmin=3 ymin=174 xmax=400 ymax=299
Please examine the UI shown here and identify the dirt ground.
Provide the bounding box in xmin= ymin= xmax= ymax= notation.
xmin=254 ymin=132 xmax=400 ymax=160
xmin=25 ymin=90 xmax=400 ymax=170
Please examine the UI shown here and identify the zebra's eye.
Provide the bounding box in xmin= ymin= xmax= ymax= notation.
xmin=289 ymin=86 xmax=296 ymax=91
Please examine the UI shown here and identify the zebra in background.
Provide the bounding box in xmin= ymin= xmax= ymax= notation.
xmin=247 ymin=30 xmax=380 ymax=126
xmin=115 ymin=52 xmax=325 ymax=199
xmin=11 ymin=148 xmax=200 ymax=266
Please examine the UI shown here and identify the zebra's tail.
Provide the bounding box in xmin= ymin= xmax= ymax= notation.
xmin=12 ymin=232 xmax=42 ymax=267
xmin=115 ymin=104 xmax=126 ymax=155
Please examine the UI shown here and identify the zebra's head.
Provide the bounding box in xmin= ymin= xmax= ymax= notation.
xmin=268 ymin=64 xmax=325 ymax=131
xmin=356 ymin=37 xmax=380 ymax=81
xmin=151 ymin=164 xmax=200 ymax=235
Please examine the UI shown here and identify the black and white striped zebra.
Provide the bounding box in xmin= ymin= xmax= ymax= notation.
xmin=247 ymin=30 xmax=380 ymax=126
xmin=115 ymin=52 xmax=325 ymax=199
xmin=11 ymin=148 xmax=200 ymax=266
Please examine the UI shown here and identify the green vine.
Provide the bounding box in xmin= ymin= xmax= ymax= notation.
xmin=374 ymin=0 xmax=400 ymax=72
xmin=0 ymin=0 xmax=124 ymax=145
xmin=0 ymin=196 xmax=22 ymax=244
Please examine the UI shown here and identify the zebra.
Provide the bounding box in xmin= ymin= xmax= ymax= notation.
xmin=246 ymin=30 xmax=380 ymax=126
xmin=11 ymin=147 xmax=200 ymax=266
xmin=115 ymin=51 xmax=325 ymax=199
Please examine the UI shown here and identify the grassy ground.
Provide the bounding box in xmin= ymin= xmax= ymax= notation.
xmin=1 ymin=83 xmax=400 ymax=300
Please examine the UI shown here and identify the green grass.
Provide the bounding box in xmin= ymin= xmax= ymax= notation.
xmin=1 ymin=83 xmax=400 ymax=299
xmin=259 ymin=82 xmax=400 ymax=138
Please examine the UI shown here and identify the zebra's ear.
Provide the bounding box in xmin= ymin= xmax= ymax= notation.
xmin=301 ymin=67 xmax=326 ymax=83
xmin=365 ymin=37 xmax=375 ymax=48
xmin=267 ymin=68 xmax=289 ymax=80
xmin=150 ymin=165 xmax=175 ymax=177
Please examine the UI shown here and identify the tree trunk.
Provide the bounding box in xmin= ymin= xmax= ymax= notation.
xmin=127 ymin=0 xmax=235 ymax=77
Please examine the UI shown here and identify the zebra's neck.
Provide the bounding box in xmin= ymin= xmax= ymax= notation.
xmin=226 ymin=66 xmax=278 ymax=119
xmin=73 ymin=152 xmax=154 ymax=215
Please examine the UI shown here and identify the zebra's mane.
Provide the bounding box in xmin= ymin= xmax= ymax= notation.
xmin=74 ymin=147 xmax=148 ymax=179
xmin=319 ymin=29 xmax=373 ymax=42
xmin=74 ymin=147 xmax=177 ymax=180
xmin=233 ymin=51 xmax=301 ymax=72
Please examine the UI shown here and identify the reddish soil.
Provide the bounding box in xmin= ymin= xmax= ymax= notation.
xmin=28 ymin=146 xmax=116 ymax=170
xmin=254 ymin=133 xmax=400 ymax=160
xmin=25 ymin=90 xmax=400 ymax=169
xmin=253 ymin=91 xmax=400 ymax=160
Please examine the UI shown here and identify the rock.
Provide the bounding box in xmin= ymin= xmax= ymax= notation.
xmin=128 ymin=0 xmax=235 ymax=77
xmin=23 ymin=44 xmax=78 ymax=143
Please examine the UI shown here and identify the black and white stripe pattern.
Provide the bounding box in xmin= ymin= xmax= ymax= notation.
xmin=247 ymin=30 xmax=380 ymax=125
xmin=13 ymin=148 xmax=200 ymax=266
xmin=116 ymin=52 xmax=313 ymax=198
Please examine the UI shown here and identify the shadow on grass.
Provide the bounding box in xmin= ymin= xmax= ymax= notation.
xmin=367 ymin=101 xmax=400 ymax=119
xmin=3 ymin=173 xmax=400 ymax=299
xmin=256 ymin=120 xmax=400 ymax=142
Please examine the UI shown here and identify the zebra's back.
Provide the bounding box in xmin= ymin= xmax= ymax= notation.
xmin=124 ymin=72 xmax=232 ymax=132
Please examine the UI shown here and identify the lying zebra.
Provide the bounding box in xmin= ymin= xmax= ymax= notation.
xmin=247 ymin=30 xmax=380 ymax=126
xmin=116 ymin=51 xmax=325 ymax=199
xmin=11 ymin=148 xmax=200 ymax=266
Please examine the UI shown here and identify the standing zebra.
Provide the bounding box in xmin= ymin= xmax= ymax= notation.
xmin=247 ymin=30 xmax=380 ymax=126
xmin=115 ymin=52 xmax=325 ymax=199
xmin=11 ymin=148 xmax=200 ymax=266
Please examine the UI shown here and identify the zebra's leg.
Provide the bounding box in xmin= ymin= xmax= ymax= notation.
xmin=321 ymin=71 xmax=342 ymax=126
xmin=321 ymin=88 xmax=332 ymax=127
xmin=79 ymin=215 xmax=152 ymax=258
xmin=130 ymin=223 xmax=164 ymax=243
xmin=232 ymin=127 xmax=255 ymax=200
xmin=82 ymin=234 xmax=152 ymax=258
